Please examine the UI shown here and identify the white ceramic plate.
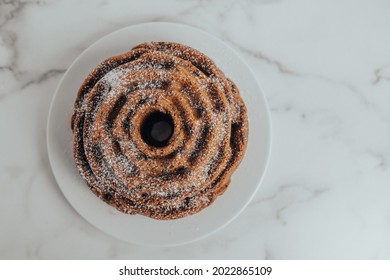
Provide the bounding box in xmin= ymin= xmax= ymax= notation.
xmin=47 ymin=22 xmax=271 ymax=246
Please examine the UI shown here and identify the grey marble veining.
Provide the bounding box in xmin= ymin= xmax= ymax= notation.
xmin=1 ymin=0 xmax=390 ymax=259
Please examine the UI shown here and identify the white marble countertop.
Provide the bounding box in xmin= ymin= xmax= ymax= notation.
xmin=1 ymin=0 xmax=390 ymax=259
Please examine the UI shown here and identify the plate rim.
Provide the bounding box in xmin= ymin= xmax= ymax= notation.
xmin=46 ymin=21 xmax=272 ymax=247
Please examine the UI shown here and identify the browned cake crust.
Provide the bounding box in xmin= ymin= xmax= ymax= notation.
xmin=71 ymin=42 xmax=248 ymax=220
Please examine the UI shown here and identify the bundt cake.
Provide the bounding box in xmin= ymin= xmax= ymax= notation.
xmin=71 ymin=42 xmax=248 ymax=219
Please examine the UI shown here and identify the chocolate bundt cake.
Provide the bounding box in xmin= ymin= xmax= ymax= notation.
xmin=71 ymin=42 xmax=248 ymax=220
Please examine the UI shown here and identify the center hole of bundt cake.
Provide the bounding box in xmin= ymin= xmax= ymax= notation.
xmin=141 ymin=111 xmax=174 ymax=148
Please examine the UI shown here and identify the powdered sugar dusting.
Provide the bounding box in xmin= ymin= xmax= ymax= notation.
xmin=71 ymin=42 xmax=248 ymax=219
